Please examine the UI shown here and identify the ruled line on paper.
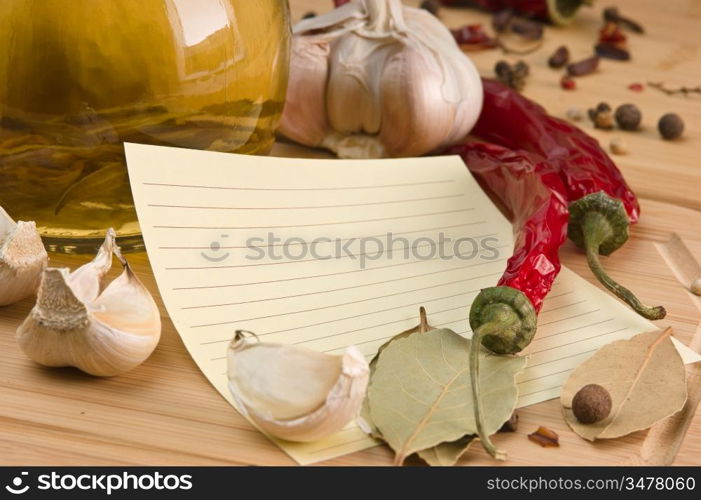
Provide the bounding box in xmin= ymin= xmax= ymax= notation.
xmin=163 ymin=224 xmax=491 ymax=251
xmin=153 ymin=208 xmax=479 ymax=230
xmin=172 ymin=243 xmax=500 ymax=289
xmin=190 ymin=274 xmax=499 ymax=329
xmin=142 ymin=178 xmax=457 ymax=191
xmin=164 ymin=238 xmax=508 ymax=272
xmin=147 ymin=193 xmax=465 ymax=210
xmin=182 ymin=269 xmax=503 ymax=311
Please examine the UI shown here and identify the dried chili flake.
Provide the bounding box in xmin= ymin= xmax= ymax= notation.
xmin=628 ymin=83 xmax=644 ymax=92
xmin=599 ymin=21 xmax=627 ymax=47
xmin=528 ymin=426 xmax=560 ymax=447
xmin=560 ymin=75 xmax=576 ymax=90
xmin=333 ymin=0 xmax=351 ymax=7
xmin=451 ymin=24 xmax=498 ymax=49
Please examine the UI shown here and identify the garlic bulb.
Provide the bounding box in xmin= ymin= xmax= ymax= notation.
xmin=228 ymin=332 xmax=370 ymax=442
xmin=16 ymin=229 xmax=161 ymax=377
xmin=279 ymin=0 xmax=483 ymax=159
xmin=0 ymin=206 xmax=48 ymax=306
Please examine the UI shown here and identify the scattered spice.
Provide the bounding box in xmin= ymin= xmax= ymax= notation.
xmin=615 ymin=104 xmax=642 ymax=131
xmin=595 ymin=43 xmax=630 ymax=61
xmin=420 ymin=0 xmax=440 ymax=16
xmin=691 ymin=278 xmax=701 ymax=296
xmin=658 ymin=113 xmax=684 ymax=140
xmin=302 ymin=11 xmax=317 ymax=20
xmin=648 ymin=82 xmax=701 ymax=97
xmin=492 ymin=9 xmax=514 ymax=32
xmin=572 ymin=384 xmax=612 ymax=424
xmin=609 ymin=137 xmax=627 ymax=155
xmin=588 ymin=102 xmax=614 ymax=130
xmin=510 ymin=18 xmax=544 ymax=40
xmin=452 ymin=24 xmax=498 ymax=50
xmin=494 ymin=60 xmax=529 ymax=91
xmin=528 ymin=426 xmax=559 ymax=447
xmin=603 ymin=6 xmax=645 ymax=34
xmin=599 ymin=21 xmax=627 ymax=47
xmin=499 ymin=412 xmax=519 ymax=433
xmin=567 ymin=56 xmax=599 ymax=77
xmin=566 ymin=107 xmax=584 ymax=122
xmin=628 ymin=82 xmax=644 ymax=92
xmin=548 ymin=45 xmax=570 ymax=69
xmin=560 ymin=75 xmax=576 ymax=90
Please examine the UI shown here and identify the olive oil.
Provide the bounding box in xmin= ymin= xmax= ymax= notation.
xmin=0 ymin=0 xmax=290 ymax=252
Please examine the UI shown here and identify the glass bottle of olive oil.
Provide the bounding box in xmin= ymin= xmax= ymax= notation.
xmin=0 ymin=0 xmax=291 ymax=253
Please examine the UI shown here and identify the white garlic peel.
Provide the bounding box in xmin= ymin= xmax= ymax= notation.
xmin=0 ymin=206 xmax=48 ymax=306
xmin=16 ymin=230 xmax=161 ymax=377
xmin=228 ymin=334 xmax=370 ymax=442
xmin=279 ymin=0 xmax=483 ymax=159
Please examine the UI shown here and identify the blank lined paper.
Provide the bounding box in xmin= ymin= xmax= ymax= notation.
xmin=125 ymin=144 xmax=700 ymax=464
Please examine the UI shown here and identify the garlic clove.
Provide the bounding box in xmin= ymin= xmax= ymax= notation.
xmin=68 ymin=227 xmax=116 ymax=303
xmin=0 ymin=206 xmax=48 ymax=306
xmin=228 ymin=333 xmax=369 ymax=442
xmin=278 ymin=37 xmax=332 ymax=148
xmin=16 ymin=230 xmax=161 ymax=377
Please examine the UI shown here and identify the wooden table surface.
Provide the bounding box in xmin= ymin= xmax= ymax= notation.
xmin=2 ymin=0 xmax=701 ymax=466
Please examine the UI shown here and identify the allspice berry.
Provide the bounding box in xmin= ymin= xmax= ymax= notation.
xmin=572 ymin=384 xmax=612 ymax=424
xmin=588 ymin=102 xmax=614 ymax=130
xmin=615 ymin=104 xmax=642 ymax=131
xmin=658 ymin=113 xmax=684 ymax=140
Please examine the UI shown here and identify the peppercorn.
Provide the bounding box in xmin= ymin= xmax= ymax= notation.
xmin=572 ymin=384 xmax=612 ymax=424
xmin=588 ymin=102 xmax=614 ymax=130
xmin=615 ymin=104 xmax=642 ymax=131
xmin=494 ymin=60 xmax=529 ymax=91
xmin=658 ymin=113 xmax=684 ymax=140
xmin=420 ymin=0 xmax=440 ymax=16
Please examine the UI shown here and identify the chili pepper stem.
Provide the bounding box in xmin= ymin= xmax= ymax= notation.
xmin=470 ymin=322 xmax=508 ymax=461
xmin=581 ymin=211 xmax=666 ymax=320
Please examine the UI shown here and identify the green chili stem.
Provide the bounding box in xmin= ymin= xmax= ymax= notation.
xmin=582 ymin=211 xmax=666 ymax=320
xmin=470 ymin=323 xmax=507 ymax=461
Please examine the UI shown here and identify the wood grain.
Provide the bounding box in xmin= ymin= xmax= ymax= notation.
xmin=1 ymin=0 xmax=700 ymax=466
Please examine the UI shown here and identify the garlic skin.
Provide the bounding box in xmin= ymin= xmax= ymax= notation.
xmin=279 ymin=0 xmax=483 ymax=159
xmin=16 ymin=230 xmax=161 ymax=377
xmin=0 ymin=206 xmax=48 ymax=306
xmin=228 ymin=333 xmax=370 ymax=442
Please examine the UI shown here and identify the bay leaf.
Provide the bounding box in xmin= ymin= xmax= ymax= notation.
xmin=417 ymin=436 xmax=475 ymax=466
xmin=561 ymin=328 xmax=687 ymax=441
xmin=357 ymin=307 xmax=435 ymax=439
xmin=367 ymin=328 xmax=526 ymax=465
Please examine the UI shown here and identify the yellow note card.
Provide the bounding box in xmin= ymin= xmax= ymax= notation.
xmin=124 ymin=143 xmax=700 ymax=465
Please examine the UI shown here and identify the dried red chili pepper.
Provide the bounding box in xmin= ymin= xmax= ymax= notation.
xmin=445 ymin=141 xmax=569 ymax=458
xmin=438 ymin=0 xmax=589 ymax=25
xmin=473 ymin=79 xmax=665 ymax=320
